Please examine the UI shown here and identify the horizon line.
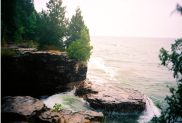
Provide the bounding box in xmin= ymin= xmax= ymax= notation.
xmin=90 ymin=35 xmax=181 ymax=39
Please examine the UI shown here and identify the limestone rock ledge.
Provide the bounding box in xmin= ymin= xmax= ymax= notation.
xmin=76 ymin=80 xmax=147 ymax=113
xmin=2 ymin=51 xmax=87 ymax=97
xmin=1 ymin=96 xmax=104 ymax=123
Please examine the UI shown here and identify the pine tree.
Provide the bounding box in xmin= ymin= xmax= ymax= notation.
xmin=65 ymin=7 xmax=87 ymax=47
xmin=37 ymin=0 xmax=68 ymax=50
xmin=66 ymin=7 xmax=93 ymax=61
xmin=1 ymin=0 xmax=36 ymax=42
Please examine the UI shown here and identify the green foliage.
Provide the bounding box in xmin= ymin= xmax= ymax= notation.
xmin=65 ymin=7 xmax=87 ymax=47
xmin=66 ymin=8 xmax=93 ymax=61
xmin=53 ymin=103 xmax=62 ymax=110
xmin=1 ymin=49 xmax=17 ymax=57
xmin=66 ymin=28 xmax=93 ymax=61
xmin=36 ymin=0 xmax=68 ymax=50
xmin=2 ymin=0 xmax=91 ymax=59
xmin=67 ymin=39 xmax=93 ymax=61
xmin=28 ymin=40 xmax=38 ymax=48
xmin=13 ymin=32 xmax=23 ymax=43
xmin=1 ymin=0 xmax=36 ymax=42
xmin=158 ymin=39 xmax=182 ymax=79
xmin=151 ymin=39 xmax=182 ymax=123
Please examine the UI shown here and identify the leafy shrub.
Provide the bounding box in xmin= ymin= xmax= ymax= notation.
xmin=151 ymin=39 xmax=182 ymax=123
xmin=66 ymin=39 xmax=93 ymax=61
xmin=53 ymin=103 xmax=62 ymax=110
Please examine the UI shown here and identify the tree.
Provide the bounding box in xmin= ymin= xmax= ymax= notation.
xmin=37 ymin=0 xmax=68 ymax=50
xmin=1 ymin=0 xmax=36 ymax=42
xmin=66 ymin=7 xmax=93 ymax=61
xmin=65 ymin=7 xmax=87 ymax=48
xmin=151 ymin=5 xmax=182 ymax=123
xmin=1 ymin=0 xmax=17 ymax=41
xmin=66 ymin=28 xmax=93 ymax=61
xmin=152 ymin=39 xmax=182 ymax=123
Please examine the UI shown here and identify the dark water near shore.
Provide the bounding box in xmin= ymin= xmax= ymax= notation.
xmin=42 ymin=36 xmax=178 ymax=123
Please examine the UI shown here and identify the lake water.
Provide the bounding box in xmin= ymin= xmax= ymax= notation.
xmin=42 ymin=36 xmax=178 ymax=123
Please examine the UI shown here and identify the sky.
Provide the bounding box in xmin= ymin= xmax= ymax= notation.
xmin=34 ymin=0 xmax=182 ymax=38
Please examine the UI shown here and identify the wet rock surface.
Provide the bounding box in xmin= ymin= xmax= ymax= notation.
xmin=1 ymin=96 xmax=104 ymax=123
xmin=78 ymin=80 xmax=147 ymax=113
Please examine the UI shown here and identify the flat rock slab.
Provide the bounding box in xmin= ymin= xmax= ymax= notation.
xmin=85 ymin=81 xmax=147 ymax=113
xmin=2 ymin=96 xmax=45 ymax=116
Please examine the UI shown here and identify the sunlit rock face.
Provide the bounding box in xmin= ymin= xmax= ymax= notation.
xmin=2 ymin=51 xmax=87 ymax=97
xmin=76 ymin=80 xmax=147 ymax=113
xmin=1 ymin=96 xmax=105 ymax=123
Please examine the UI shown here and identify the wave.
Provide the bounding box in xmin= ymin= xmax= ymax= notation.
xmin=88 ymin=57 xmax=116 ymax=82
xmin=41 ymin=86 xmax=160 ymax=123
xmin=138 ymin=97 xmax=161 ymax=123
xmin=40 ymin=87 xmax=89 ymax=112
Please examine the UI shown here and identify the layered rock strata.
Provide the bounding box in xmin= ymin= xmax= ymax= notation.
xmin=2 ymin=50 xmax=147 ymax=115
xmin=76 ymin=80 xmax=147 ymax=113
xmin=1 ymin=96 xmax=104 ymax=123
xmin=2 ymin=51 xmax=87 ymax=97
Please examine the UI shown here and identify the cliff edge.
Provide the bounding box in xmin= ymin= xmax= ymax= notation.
xmin=2 ymin=51 xmax=87 ymax=97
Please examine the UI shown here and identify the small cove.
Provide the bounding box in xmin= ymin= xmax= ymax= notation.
xmin=41 ymin=36 xmax=177 ymax=123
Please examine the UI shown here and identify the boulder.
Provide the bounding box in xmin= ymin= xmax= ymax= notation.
xmin=1 ymin=96 xmax=105 ymax=123
xmin=1 ymin=96 xmax=46 ymax=122
xmin=78 ymin=80 xmax=147 ymax=113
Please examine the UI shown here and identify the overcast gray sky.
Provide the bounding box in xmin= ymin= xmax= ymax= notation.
xmin=34 ymin=0 xmax=182 ymax=38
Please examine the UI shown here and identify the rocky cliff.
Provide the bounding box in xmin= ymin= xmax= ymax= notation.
xmin=2 ymin=50 xmax=147 ymax=115
xmin=2 ymin=51 xmax=87 ymax=97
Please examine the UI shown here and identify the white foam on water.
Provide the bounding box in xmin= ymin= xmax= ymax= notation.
xmin=138 ymin=97 xmax=161 ymax=123
xmin=41 ymin=87 xmax=89 ymax=112
xmin=42 ymin=94 xmax=68 ymax=109
xmin=88 ymin=57 xmax=116 ymax=82
xmin=63 ymin=86 xmax=76 ymax=95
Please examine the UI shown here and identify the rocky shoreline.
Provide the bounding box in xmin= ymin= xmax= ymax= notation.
xmin=2 ymin=96 xmax=104 ymax=123
xmin=2 ymin=50 xmax=147 ymax=122
xmin=77 ymin=80 xmax=147 ymax=113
